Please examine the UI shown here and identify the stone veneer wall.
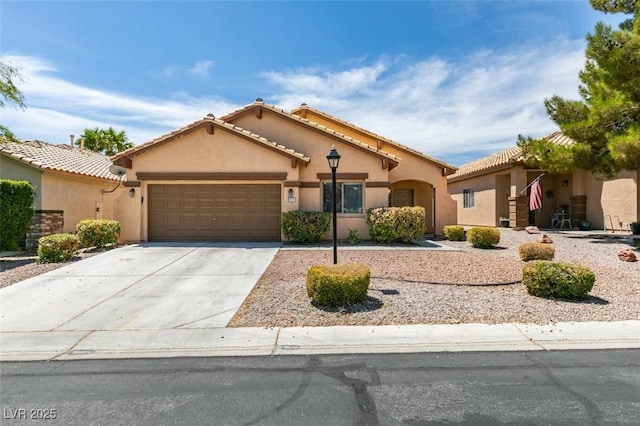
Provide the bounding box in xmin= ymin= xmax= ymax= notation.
xmin=25 ymin=210 xmax=64 ymax=251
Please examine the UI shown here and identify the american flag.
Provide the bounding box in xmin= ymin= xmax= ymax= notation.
xmin=529 ymin=178 xmax=542 ymax=211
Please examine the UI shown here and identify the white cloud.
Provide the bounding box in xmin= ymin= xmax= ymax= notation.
xmin=1 ymin=55 xmax=237 ymax=144
xmin=267 ymin=39 xmax=585 ymax=165
xmin=187 ymin=60 xmax=215 ymax=77
xmin=1 ymin=40 xmax=586 ymax=165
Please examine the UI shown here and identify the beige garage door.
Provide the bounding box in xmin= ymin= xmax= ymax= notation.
xmin=148 ymin=184 xmax=281 ymax=242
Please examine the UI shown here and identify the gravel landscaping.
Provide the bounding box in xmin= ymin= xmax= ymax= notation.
xmin=2 ymin=230 xmax=638 ymax=327
xmin=0 ymin=249 xmax=104 ymax=288
xmin=229 ymin=229 xmax=640 ymax=327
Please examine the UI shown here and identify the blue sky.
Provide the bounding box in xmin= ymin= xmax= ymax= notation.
xmin=0 ymin=1 xmax=628 ymax=166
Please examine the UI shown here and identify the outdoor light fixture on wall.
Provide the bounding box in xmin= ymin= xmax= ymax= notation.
xmin=563 ymin=179 xmax=569 ymax=188
xmin=129 ymin=188 xmax=136 ymax=198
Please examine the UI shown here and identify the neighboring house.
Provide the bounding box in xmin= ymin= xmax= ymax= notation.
xmin=110 ymin=99 xmax=457 ymax=243
xmin=0 ymin=140 xmax=122 ymax=249
xmin=447 ymin=132 xmax=640 ymax=230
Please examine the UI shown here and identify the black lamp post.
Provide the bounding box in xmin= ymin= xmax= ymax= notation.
xmin=326 ymin=145 xmax=341 ymax=264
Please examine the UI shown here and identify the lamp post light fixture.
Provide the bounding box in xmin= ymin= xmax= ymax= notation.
xmin=326 ymin=145 xmax=341 ymax=264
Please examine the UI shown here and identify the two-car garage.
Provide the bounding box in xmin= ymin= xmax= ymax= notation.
xmin=147 ymin=184 xmax=281 ymax=242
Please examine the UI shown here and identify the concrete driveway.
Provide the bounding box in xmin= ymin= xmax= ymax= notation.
xmin=0 ymin=242 xmax=280 ymax=333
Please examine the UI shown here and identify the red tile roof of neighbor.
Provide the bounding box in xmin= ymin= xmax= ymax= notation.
xmin=221 ymin=99 xmax=401 ymax=166
xmin=290 ymin=103 xmax=457 ymax=173
xmin=447 ymin=132 xmax=575 ymax=182
xmin=111 ymin=115 xmax=311 ymax=165
xmin=0 ymin=140 xmax=120 ymax=180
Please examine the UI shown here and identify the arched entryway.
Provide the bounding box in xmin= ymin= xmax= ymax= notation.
xmin=389 ymin=180 xmax=435 ymax=234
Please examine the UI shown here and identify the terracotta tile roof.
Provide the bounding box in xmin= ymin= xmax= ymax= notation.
xmin=221 ymin=99 xmax=401 ymax=166
xmin=111 ymin=115 xmax=311 ymax=166
xmin=0 ymin=140 xmax=119 ymax=180
xmin=447 ymin=132 xmax=575 ymax=182
xmin=291 ymin=103 xmax=457 ymax=173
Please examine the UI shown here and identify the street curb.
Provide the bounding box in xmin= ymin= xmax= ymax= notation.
xmin=1 ymin=321 xmax=638 ymax=361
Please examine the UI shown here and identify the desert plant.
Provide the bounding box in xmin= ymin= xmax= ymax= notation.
xmin=366 ymin=206 xmax=426 ymax=244
xmin=518 ymin=242 xmax=556 ymax=261
xmin=281 ymin=211 xmax=330 ymax=244
xmin=443 ymin=225 xmax=465 ymax=241
xmin=76 ymin=219 xmax=121 ymax=248
xmin=37 ymin=233 xmax=79 ymax=263
xmin=306 ymin=263 xmax=370 ymax=307
xmin=347 ymin=228 xmax=360 ymax=245
xmin=0 ymin=179 xmax=35 ymax=251
xmin=466 ymin=227 xmax=500 ymax=249
xmin=522 ymin=261 xmax=595 ymax=299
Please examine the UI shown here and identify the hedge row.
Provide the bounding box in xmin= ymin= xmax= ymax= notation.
xmin=0 ymin=180 xmax=35 ymax=251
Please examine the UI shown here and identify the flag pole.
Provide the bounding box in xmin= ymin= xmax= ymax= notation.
xmin=519 ymin=172 xmax=545 ymax=194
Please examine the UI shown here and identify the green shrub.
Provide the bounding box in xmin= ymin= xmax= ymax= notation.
xmin=466 ymin=227 xmax=501 ymax=248
xmin=366 ymin=206 xmax=426 ymax=244
xmin=518 ymin=242 xmax=556 ymax=261
xmin=522 ymin=261 xmax=595 ymax=299
xmin=0 ymin=180 xmax=35 ymax=251
xmin=347 ymin=229 xmax=360 ymax=245
xmin=37 ymin=233 xmax=79 ymax=263
xmin=281 ymin=211 xmax=330 ymax=244
xmin=443 ymin=225 xmax=465 ymax=241
xmin=76 ymin=219 xmax=121 ymax=248
xmin=306 ymin=263 xmax=370 ymax=307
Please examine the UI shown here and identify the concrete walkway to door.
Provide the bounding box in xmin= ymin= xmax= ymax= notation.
xmin=0 ymin=242 xmax=280 ymax=333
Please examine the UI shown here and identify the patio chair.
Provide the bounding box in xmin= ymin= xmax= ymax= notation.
xmin=560 ymin=214 xmax=572 ymax=229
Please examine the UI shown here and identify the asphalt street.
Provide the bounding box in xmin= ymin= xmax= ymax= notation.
xmin=2 ymin=349 xmax=639 ymax=425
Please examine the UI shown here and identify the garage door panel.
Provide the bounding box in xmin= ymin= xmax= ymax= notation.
xmin=148 ymin=184 xmax=281 ymax=242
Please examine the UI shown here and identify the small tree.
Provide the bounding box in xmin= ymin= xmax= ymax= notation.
xmin=0 ymin=61 xmax=26 ymax=143
xmin=0 ymin=180 xmax=35 ymax=251
xmin=518 ymin=0 xmax=640 ymax=176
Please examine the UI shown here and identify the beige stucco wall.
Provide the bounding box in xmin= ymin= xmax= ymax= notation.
xmin=231 ymin=110 xmax=389 ymax=182
xmin=448 ymin=173 xmax=500 ymax=227
xmin=581 ymin=169 xmax=639 ymax=229
xmin=40 ymin=171 xmax=120 ymax=233
xmin=1 ymin=155 xmax=43 ymax=209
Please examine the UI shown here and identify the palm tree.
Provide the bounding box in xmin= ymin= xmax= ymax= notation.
xmin=77 ymin=127 xmax=133 ymax=156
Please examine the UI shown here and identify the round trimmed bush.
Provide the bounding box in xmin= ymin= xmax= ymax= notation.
xmin=522 ymin=261 xmax=595 ymax=299
xmin=466 ymin=227 xmax=500 ymax=248
xmin=37 ymin=233 xmax=79 ymax=263
xmin=443 ymin=225 xmax=465 ymax=241
xmin=518 ymin=242 xmax=555 ymax=261
xmin=306 ymin=263 xmax=370 ymax=307
xmin=76 ymin=219 xmax=121 ymax=248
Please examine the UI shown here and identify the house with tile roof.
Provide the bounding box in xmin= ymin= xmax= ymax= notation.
xmin=0 ymin=140 xmax=124 ymax=249
xmin=447 ymin=132 xmax=639 ymax=231
xmin=110 ymin=99 xmax=457 ymax=242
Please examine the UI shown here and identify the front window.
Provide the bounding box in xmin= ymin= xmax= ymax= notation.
xmin=463 ymin=188 xmax=475 ymax=208
xmin=323 ymin=182 xmax=363 ymax=214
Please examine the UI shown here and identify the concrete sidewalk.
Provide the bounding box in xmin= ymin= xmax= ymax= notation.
xmin=2 ymin=321 xmax=638 ymax=361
